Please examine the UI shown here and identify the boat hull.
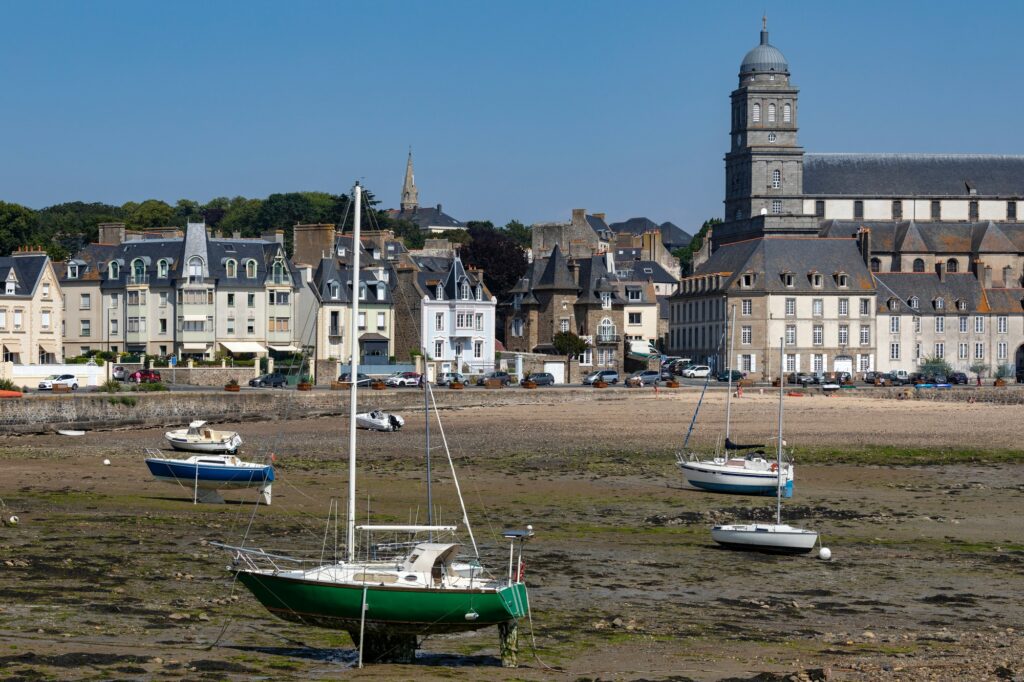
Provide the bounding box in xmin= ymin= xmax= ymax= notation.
xmin=165 ymin=434 xmax=242 ymax=453
xmin=679 ymin=461 xmax=793 ymax=497
xmin=235 ymin=570 xmax=528 ymax=635
xmin=145 ymin=458 xmax=274 ymax=490
xmin=711 ymin=524 xmax=818 ymax=554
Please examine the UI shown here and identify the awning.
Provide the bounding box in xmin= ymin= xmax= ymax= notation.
xmin=359 ymin=333 xmax=389 ymax=341
xmin=183 ymin=314 xmax=206 ymax=322
xmin=37 ymin=343 xmax=58 ymax=354
xmin=182 ymin=342 xmax=209 ymax=350
xmin=268 ymin=344 xmax=300 ymax=352
xmin=220 ymin=341 xmax=267 ymax=354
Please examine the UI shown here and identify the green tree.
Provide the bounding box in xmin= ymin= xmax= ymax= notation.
xmin=0 ymin=202 xmax=41 ymax=255
xmin=553 ymin=331 xmax=589 ymax=359
xmin=460 ymin=223 xmax=528 ymax=302
xmin=919 ymin=356 xmax=953 ymax=377
xmin=674 ymin=218 xmax=722 ymax=276
xmin=125 ymin=199 xmax=176 ymax=229
xmin=503 ymin=219 xmax=531 ymax=248
xmin=969 ymin=361 xmax=990 ymax=379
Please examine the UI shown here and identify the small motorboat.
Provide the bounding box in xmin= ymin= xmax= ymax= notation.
xmin=711 ymin=523 xmax=818 ymax=554
xmin=57 ymin=429 xmax=86 ymax=436
xmin=356 ymin=410 xmax=405 ymax=432
xmin=144 ymin=450 xmax=274 ymax=504
xmin=165 ymin=421 xmax=242 ymax=453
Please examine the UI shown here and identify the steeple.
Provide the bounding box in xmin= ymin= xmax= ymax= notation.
xmin=400 ymin=148 xmax=419 ymax=212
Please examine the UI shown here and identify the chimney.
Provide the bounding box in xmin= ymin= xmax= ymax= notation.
xmin=292 ymin=223 xmax=337 ymax=265
xmin=232 ymin=231 xmax=241 ymax=239
xmin=98 ymin=222 xmax=126 ymax=245
xmin=571 ymin=208 xmax=586 ymax=224
xmin=1003 ymin=265 xmax=1014 ymax=288
xmin=983 ymin=265 xmax=993 ymax=289
xmin=568 ymin=258 xmax=580 ymax=286
xmin=856 ymin=227 xmax=872 ymax=267
xmin=592 ymin=212 xmax=606 ymax=221
xmin=936 ymin=261 xmax=946 ymax=282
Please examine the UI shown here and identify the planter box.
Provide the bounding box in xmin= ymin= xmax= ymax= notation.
xmin=224 ymin=384 xmax=240 ymax=392
xmin=370 ymin=381 xmax=386 ymax=391
xmin=449 ymin=382 xmax=465 ymax=390
xmin=771 ymin=379 xmax=781 ymax=387
xmin=994 ymin=379 xmax=1007 ymax=387
xmin=522 ymin=381 xmax=537 ymax=389
xmin=297 ymin=382 xmax=313 ymax=391
xmin=593 ymin=381 xmax=608 ymax=388
xmin=738 ymin=379 xmax=754 ymax=387
xmin=330 ymin=381 xmax=346 ymax=391
xmin=484 ymin=379 xmax=503 ymax=389
xmin=664 ymin=380 xmax=680 ymax=388
xmin=53 ymin=384 xmax=71 ymax=393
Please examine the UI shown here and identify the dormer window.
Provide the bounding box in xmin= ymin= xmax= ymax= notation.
xmin=476 ymin=285 xmax=483 ymax=301
xmin=4 ymin=282 xmax=14 ymax=296
xmin=377 ymin=283 xmax=385 ymax=300
xmin=888 ymin=298 xmax=900 ymax=312
xmin=359 ymin=282 xmax=367 ymax=301
xmin=436 ymin=284 xmax=444 ymax=301
xmin=513 ymin=293 xmax=522 ymax=310
xmin=601 ymin=292 xmax=612 ymax=310
xmin=108 ymin=262 xmax=120 ymax=279
xmin=811 ymin=273 xmax=823 ymax=288
xmin=187 ymin=257 xmax=202 ymax=279
xmin=741 ymin=273 xmax=753 ymax=288
xmin=226 ymin=259 xmax=237 ymax=278
xmin=329 ymin=281 xmax=340 ymax=299
xmin=68 ymin=264 xmax=79 ymax=279
xmin=460 ymin=282 xmax=470 ymax=300
xmin=836 ymin=273 xmax=849 ymax=288
xmin=781 ymin=272 xmax=794 ymax=288
xmin=934 ymin=298 xmax=945 ymax=310
xmin=909 ymin=296 xmax=919 ymax=310
xmin=957 ymin=299 xmax=967 ymax=311
xmin=157 ymin=259 xmax=169 ymax=278
xmin=338 ymin=246 xmax=347 ymax=257
xmin=245 ymin=259 xmax=257 ymax=278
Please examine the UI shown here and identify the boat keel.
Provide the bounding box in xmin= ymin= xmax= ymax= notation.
xmin=348 ymin=629 xmax=417 ymax=664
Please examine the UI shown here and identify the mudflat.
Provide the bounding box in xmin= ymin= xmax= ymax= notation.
xmin=0 ymin=389 xmax=1022 ymax=681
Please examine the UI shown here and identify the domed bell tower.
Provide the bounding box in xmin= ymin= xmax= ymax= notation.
xmin=724 ymin=18 xmax=805 ymax=226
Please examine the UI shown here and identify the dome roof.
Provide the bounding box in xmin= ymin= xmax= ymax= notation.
xmin=740 ymin=29 xmax=788 ymax=75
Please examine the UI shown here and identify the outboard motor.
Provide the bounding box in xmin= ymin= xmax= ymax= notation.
xmin=389 ymin=415 xmax=401 ymax=431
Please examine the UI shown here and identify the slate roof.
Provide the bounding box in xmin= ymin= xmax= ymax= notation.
xmin=819 ymin=220 xmax=1024 ymax=255
xmin=0 ymin=254 xmax=48 ymax=297
xmin=585 ymin=214 xmax=612 ymax=238
xmin=510 ymin=250 xmax=623 ymax=306
xmin=417 ymin=256 xmax=488 ymax=301
xmin=609 ymin=217 xmax=692 ymax=249
xmin=310 ymin=255 xmax=395 ymax=305
xmin=58 ymin=243 xmax=117 ymax=282
xmin=619 ymin=259 xmax=677 ymax=284
xmin=687 ymin=237 xmax=874 ymax=294
xmin=981 ymin=288 xmax=1024 ymax=314
xmin=874 ymin=273 xmax=986 ymax=314
xmin=534 ymin=245 xmax=577 ymax=291
xmin=805 ymin=154 xmax=1024 ymax=197
xmin=389 ymin=204 xmax=465 ymax=230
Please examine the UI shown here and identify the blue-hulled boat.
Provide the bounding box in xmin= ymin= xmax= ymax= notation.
xmin=145 ymin=452 xmax=274 ymax=505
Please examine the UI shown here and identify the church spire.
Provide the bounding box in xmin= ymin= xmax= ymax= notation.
xmin=400 ymin=148 xmax=419 ymax=212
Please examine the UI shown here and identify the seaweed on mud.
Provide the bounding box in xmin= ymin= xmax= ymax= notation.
xmin=645 ymin=505 xmax=883 ymax=526
xmin=919 ymin=593 xmax=979 ymax=606
xmin=0 ymin=652 xmax=151 ymax=668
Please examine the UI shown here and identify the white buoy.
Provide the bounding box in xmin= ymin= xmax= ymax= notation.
xmin=103 ymin=459 xmax=111 ymax=466
xmin=8 ymin=516 xmax=18 ymax=526
xmin=818 ymin=547 xmax=832 ymax=561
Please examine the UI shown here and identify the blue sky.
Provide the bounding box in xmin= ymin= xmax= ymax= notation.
xmin=2 ymin=1 xmax=1022 ymax=232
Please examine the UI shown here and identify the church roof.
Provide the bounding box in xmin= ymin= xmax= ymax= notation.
xmin=804 ymin=154 xmax=1024 ymax=197
xmin=389 ymin=205 xmax=465 ymax=230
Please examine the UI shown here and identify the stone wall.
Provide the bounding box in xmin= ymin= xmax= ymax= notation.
xmin=0 ymin=384 xmax=637 ymax=434
xmin=391 ymin=266 xmax=424 ymax=362
xmin=168 ymin=366 xmax=260 ymax=387
xmin=315 ymin=359 xmax=341 ymax=386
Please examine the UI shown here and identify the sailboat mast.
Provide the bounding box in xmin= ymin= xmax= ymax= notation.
xmin=724 ymin=303 xmax=736 ymax=442
xmin=423 ymin=347 xmax=433 ymax=535
xmin=346 ymin=183 xmax=363 ymax=564
xmin=776 ymin=336 xmax=784 ymax=526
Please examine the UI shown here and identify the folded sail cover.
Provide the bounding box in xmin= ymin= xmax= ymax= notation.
xmin=725 ymin=437 xmax=765 ymax=450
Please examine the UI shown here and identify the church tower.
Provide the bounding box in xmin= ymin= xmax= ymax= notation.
xmin=723 ymin=19 xmax=806 ymax=229
xmin=400 ymin=149 xmax=419 ymax=212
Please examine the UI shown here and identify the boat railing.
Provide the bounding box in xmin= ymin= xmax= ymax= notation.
xmin=210 ymin=542 xmax=318 ymax=573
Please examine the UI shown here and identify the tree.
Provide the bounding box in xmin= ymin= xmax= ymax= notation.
xmin=0 ymin=202 xmax=41 ymax=256
xmin=125 ymin=199 xmax=176 ymax=229
xmin=674 ymin=218 xmax=722 ymax=276
xmin=459 ymin=223 xmax=528 ymax=302
xmin=969 ymin=361 xmax=990 ymax=379
xmin=919 ymin=356 xmax=952 ymax=377
xmin=503 ymin=220 xmax=531 ymax=248
xmin=553 ymin=331 xmax=589 ymax=359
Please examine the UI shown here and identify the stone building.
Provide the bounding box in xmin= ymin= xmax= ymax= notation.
xmin=0 ymin=250 xmax=63 ymax=365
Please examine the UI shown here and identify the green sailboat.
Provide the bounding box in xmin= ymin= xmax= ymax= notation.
xmin=222 ymin=183 xmax=533 ymax=666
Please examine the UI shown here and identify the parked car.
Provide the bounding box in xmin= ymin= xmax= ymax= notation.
xmin=476 ymin=371 xmax=512 ymax=386
xmin=249 ymin=372 xmax=287 ymax=388
xmin=682 ymin=365 xmax=711 ymax=378
xmin=436 ymin=372 xmax=466 ymax=387
xmin=521 ymin=372 xmax=555 ymax=386
xmin=660 ymin=367 xmax=676 ymax=381
xmin=948 ymin=372 xmax=969 ymax=385
xmin=716 ymin=369 xmax=746 ymax=382
xmin=129 ymin=369 xmax=162 ymax=384
xmin=583 ymin=369 xmax=619 ymax=385
xmin=112 ymin=365 xmax=127 ymax=381
xmin=338 ymin=372 xmax=372 ymax=386
xmin=626 ymin=370 xmax=661 ymax=387
xmin=385 ymin=372 xmax=422 ymax=387
xmin=788 ymin=372 xmax=815 ymax=385
xmin=38 ymin=374 xmax=78 ymax=391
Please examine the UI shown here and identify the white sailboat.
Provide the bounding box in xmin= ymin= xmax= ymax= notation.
xmin=711 ymin=337 xmax=819 ymax=554
xmin=677 ymin=305 xmax=795 ymax=496
xmin=219 ymin=183 xmax=532 ymax=667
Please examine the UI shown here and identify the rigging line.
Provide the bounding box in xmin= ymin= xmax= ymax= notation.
xmin=681 ymin=319 xmax=729 ymax=451
xmin=426 ymin=380 xmax=478 ymax=558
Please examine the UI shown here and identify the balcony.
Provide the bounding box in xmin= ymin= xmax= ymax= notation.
xmin=595 ymin=333 xmax=621 ymax=344
xmin=329 ymin=325 xmax=342 ymax=337
xmin=127 ymin=273 xmax=150 ymax=285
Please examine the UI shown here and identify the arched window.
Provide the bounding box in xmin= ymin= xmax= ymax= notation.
xmin=783 ymin=103 xmax=791 ymax=122
xmin=771 ymin=169 xmax=781 ymax=189
xmin=946 ymin=258 xmax=958 ymax=273
xmin=436 ymin=283 xmax=444 ymax=300
xmin=157 ymin=259 xmax=169 ymax=278
xmin=870 ymin=257 xmax=881 ymax=273
xmin=598 ymin=317 xmax=616 ymax=338
xmin=108 ymin=261 xmax=120 ymax=279
xmin=460 ymin=282 xmax=470 ymax=300
xmin=752 ymin=103 xmax=761 ymax=123
xmin=131 ymin=258 xmax=145 ymax=281
xmin=225 ymin=259 xmax=237 ymax=278
xmin=272 ymin=259 xmax=285 ymax=282
xmin=245 ymin=259 xmax=257 ymax=278
xmin=188 ymin=257 xmax=204 ymax=278
xmin=768 ymin=103 xmax=776 ymax=122
xmin=913 ymin=258 xmax=925 ymax=273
